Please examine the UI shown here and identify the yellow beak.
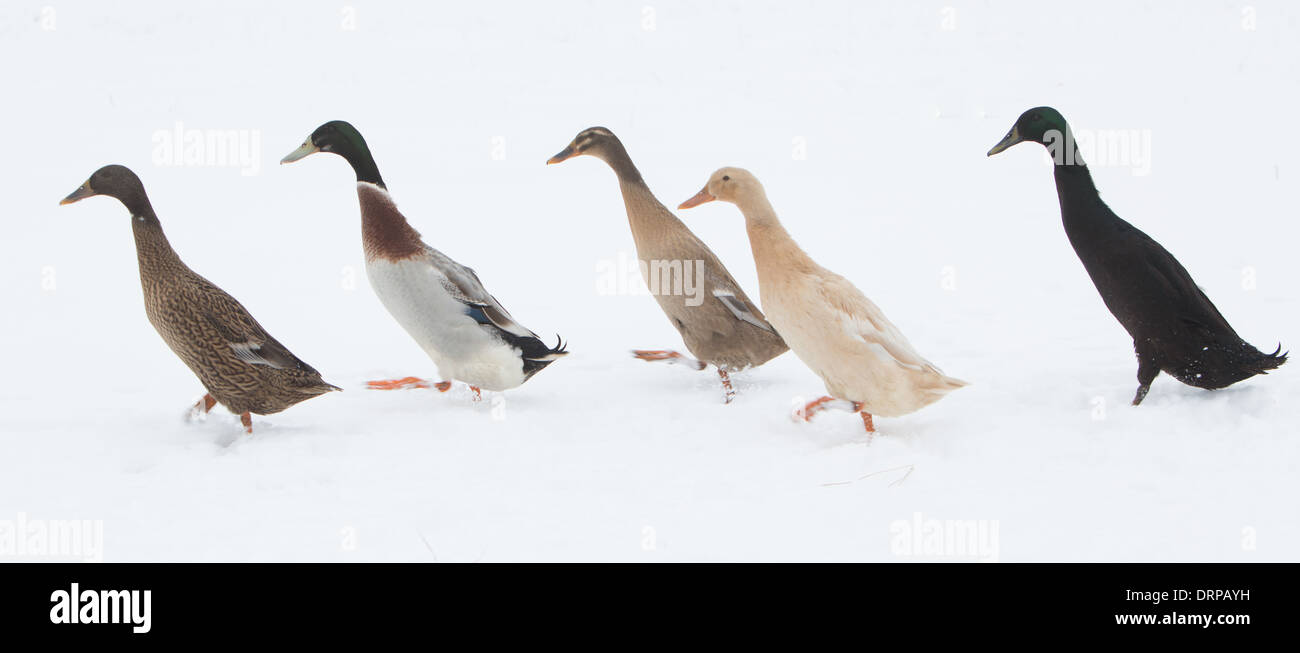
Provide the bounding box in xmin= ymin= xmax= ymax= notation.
xmin=987 ymin=125 xmax=1022 ymax=156
xmin=280 ymin=140 xmax=320 ymax=164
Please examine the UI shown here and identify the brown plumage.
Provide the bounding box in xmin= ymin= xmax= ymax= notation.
xmin=549 ymin=128 xmax=787 ymax=395
xmin=60 ymin=165 xmax=339 ymax=432
xmin=358 ymin=186 xmax=424 ymax=262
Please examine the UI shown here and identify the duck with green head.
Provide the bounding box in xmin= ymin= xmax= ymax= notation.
xmin=988 ymin=107 xmax=1285 ymax=404
xmin=59 ymin=165 xmax=340 ymax=434
xmin=281 ymin=121 xmax=567 ymax=398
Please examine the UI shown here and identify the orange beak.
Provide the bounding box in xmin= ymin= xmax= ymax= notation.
xmin=547 ymin=144 xmax=578 ymax=165
xmin=678 ymin=187 xmax=715 ymax=210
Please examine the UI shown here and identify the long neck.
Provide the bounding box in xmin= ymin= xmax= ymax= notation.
xmin=736 ymin=193 xmax=814 ymax=279
xmin=129 ymin=207 xmax=186 ymax=290
xmin=597 ymin=140 xmax=644 ymax=185
xmin=616 ymin=178 xmax=697 ymax=262
xmin=603 ymin=144 xmax=679 ymax=250
xmin=340 ymin=146 xmax=385 ymax=188
xmin=1051 ymin=150 xmax=1114 ymax=238
xmin=357 ymin=182 xmax=424 ymax=261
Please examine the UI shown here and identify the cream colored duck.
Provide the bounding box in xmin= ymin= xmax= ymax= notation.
xmin=548 ymin=128 xmax=787 ymax=403
xmin=679 ymin=168 xmax=966 ymax=432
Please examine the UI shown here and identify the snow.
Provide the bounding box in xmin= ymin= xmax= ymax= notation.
xmin=1 ymin=0 xmax=1297 ymax=561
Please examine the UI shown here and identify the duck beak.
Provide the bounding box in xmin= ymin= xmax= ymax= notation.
xmin=547 ymin=144 xmax=578 ymax=165
xmin=987 ymin=125 xmax=1022 ymax=156
xmin=280 ymin=139 xmax=319 ymax=164
xmin=678 ymin=187 xmax=715 ymax=210
xmin=59 ymin=181 xmax=95 ymax=205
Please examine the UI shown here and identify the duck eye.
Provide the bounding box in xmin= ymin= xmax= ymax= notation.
xmin=722 ymin=175 xmax=730 ymax=181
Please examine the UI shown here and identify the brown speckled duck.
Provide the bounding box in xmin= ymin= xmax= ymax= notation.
xmin=60 ymin=165 xmax=340 ymax=433
xmin=548 ymin=127 xmax=787 ymax=403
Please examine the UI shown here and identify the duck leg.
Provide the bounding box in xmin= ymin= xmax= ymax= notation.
xmin=857 ymin=405 xmax=876 ymax=433
xmin=718 ymin=369 xmax=736 ymax=404
xmin=432 ymin=380 xmax=479 ymax=401
xmin=187 ymin=393 xmax=218 ymax=421
xmin=1132 ymin=355 xmax=1160 ymax=406
xmin=367 ymin=376 xmax=430 ymax=390
xmin=240 ymin=412 xmax=253 ymax=434
xmin=632 ymin=350 xmax=707 ymax=370
xmin=797 ymin=396 xmax=860 ymax=422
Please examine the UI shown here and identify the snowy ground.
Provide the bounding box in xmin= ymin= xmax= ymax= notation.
xmin=1 ymin=1 xmax=1297 ymax=561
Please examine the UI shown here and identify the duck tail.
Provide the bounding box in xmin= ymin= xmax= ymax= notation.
xmin=934 ymin=374 xmax=969 ymax=393
xmin=1237 ymin=342 xmax=1287 ymax=375
xmin=1185 ymin=340 xmax=1287 ymax=389
xmin=297 ymin=377 xmax=342 ymax=396
xmin=520 ymin=335 xmax=569 ymax=380
xmin=530 ymin=335 xmax=569 ymax=361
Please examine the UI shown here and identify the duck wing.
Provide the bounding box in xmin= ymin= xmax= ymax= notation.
xmin=421 ymin=247 xmax=566 ymax=361
xmin=817 ymin=274 xmax=944 ymax=375
xmin=1085 ymin=219 xmax=1237 ymax=340
xmin=190 ymin=278 xmax=323 ymax=375
xmin=1140 ymin=237 xmax=1235 ymax=335
xmin=423 ymin=247 xmax=540 ymax=339
xmin=704 ymin=265 xmax=776 ymax=334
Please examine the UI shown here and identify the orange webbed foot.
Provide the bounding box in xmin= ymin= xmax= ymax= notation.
xmin=631 ymin=350 xmax=707 ymax=371
xmin=187 ymin=393 xmax=218 ymax=421
xmin=367 ymin=376 xmax=430 ymax=390
xmin=794 ymin=396 xmax=861 ymax=423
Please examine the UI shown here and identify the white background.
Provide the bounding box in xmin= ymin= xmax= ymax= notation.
xmin=0 ymin=1 xmax=1295 ymax=561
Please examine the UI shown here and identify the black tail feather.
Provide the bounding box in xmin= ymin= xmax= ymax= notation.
xmin=519 ymin=334 xmax=569 ymax=380
xmin=1170 ymin=339 xmax=1287 ymax=389
xmin=1255 ymin=342 xmax=1288 ymax=373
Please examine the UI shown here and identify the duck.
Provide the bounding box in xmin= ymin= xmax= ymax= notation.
xmin=988 ymin=106 xmax=1286 ymax=404
xmin=548 ymin=127 xmax=787 ymax=403
xmin=281 ymin=121 xmax=567 ymax=397
xmin=59 ymin=165 xmax=340 ymax=433
xmin=678 ymin=167 xmax=967 ymax=432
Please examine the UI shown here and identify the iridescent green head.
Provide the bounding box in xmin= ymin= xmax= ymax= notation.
xmin=281 ymin=120 xmax=385 ymax=187
xmin=987 ymin=106 xmax=1071 ymax=156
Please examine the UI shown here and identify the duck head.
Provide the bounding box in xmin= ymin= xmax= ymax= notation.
xmin=678 ymin=167 xmax=764 ymax=210
xmin=546 ymin=127 xmax=624 ymax=165
xmin=987 ymin=106 xmax=1071 ymax=156
xmin=281 ymin=120 xmax=384 ymax=186
xmin=59 ymin=164 xmax=153 ymax=215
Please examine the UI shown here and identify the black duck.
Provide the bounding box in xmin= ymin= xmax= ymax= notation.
xmin=988 ymin=107 xmax=1285 ymax=404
